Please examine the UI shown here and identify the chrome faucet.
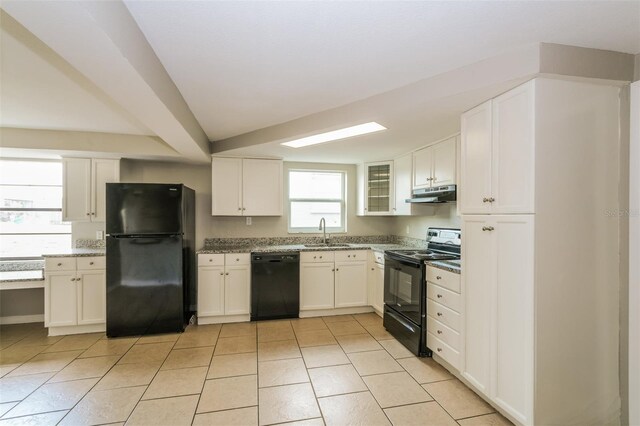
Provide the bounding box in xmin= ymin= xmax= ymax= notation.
xmin=319 ymin=217 xmax=327 ymax=245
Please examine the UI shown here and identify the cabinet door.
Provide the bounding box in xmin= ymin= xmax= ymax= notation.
xmin=460 ymin=102 xmax=492 ymax=214
xmin=432 ymin=137 xmax=457 ymax=186
xmin=462 ymin=216 xmax=494 ymax=395
xmin=212 ymin=157 xmax=243 ymax=216
xmin=374 ymin=263 xmax=385 ymax=313
xmin=46 ymin=272 xmax=78 ymax=327
xmin=77 ymin=270 xmax=106 ymax=325
xmin=225 ymin=264 xmax=250 ymax=315
xmin=198 ymin=266 xmax=225 ymax=317
xmin=242 ymin=159 xmax=283 ymax=216
xmin=91 ymin=159 xmax=120 ymax=222
xmin=300 ymin=263 xmax=335 ymax=310
xmin=491 ymin=82 xmax=535 ymax=214
xmin=335 ymin=261 xmax=368 ymax=308
xmin=62 ymin=158 xmax=91 ymax=222
xmin=412 ymin=146 xmax=432 ymax=189
xmin=493 ymin=215 xmax=534 ymax=424
xmin=364 ymin=162 xmax=393 ymax=215
xmin=393 ymin=154 xmax=412 ymax=215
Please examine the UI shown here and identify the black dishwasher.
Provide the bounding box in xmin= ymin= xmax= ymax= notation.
xmin=251 ymin=253 xmax=300 ymax=321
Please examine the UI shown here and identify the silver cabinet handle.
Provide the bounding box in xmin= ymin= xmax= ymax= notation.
xmin=437 ymin=294 xmax=443 ymax=298
xmin=332 ymin=268 xmax=335 ymax=272
xmin=347 ymin=255 xmax=351 ymax=258
xmin=437 ymin=330 xmax=443 ymax=334
xmin=57 ymin=263 xmax=62 ymax=266
xmin=436 ymin=276 xmax=442 ymax=280
xmin=70 ymin=278 xmax=75 ymax=281
xmin=482 ymin=226 xmax=495 ymax=232
xmin=225 ymin=272 xmax=229 ymax=276
xmin=242 ymin=207 xmax=246 ymax=211
xmin=488 ymin=197 xmax=495 ymax=202
xmin=371 ymin=268 xmax=375 ymax=271
xmin=437 ymin=312 xmax=443 ymax=317
xmin=236 ymin=258 xmax=239 ymax=262
xmin=91 ymin=212 xmax=95 ymax=216
xmin=336 ymin=268 xmax=339 ymax=272
xmin=319 ymin=256 xmax=323 ymax=259
xmin=86 ymin=213 xmax=90 ymax=216
xmin=89 ymin=262 xmax=94 ymax=265
xmin=219 ymin=272 xmax=224 ymax=276
xmin=482 ymin=197 xmax=489 ymax=203
xmin=437 ymin=348 xmax=443 ymax=352
xmin=209 ymin=259 xmax=213 ymax=262
xmin=237 ymin=207 xmax=241 ymax=211
xmin=313 ymin=256 xmax=317 ymax=259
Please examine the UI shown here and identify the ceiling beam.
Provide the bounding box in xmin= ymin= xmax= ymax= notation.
xmin=1 ymin=1 xmax=211 ymax=163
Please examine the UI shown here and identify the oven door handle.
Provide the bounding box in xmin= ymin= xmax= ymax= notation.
xmin=386 ymin=309 xmax=417 ymax=333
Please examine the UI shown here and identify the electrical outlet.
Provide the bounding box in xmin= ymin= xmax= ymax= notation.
xmin=406 ymin=226 xmax=410 ymax=235
xmin=96 ymin=230 xmax=104 ymax=240
xmin=246 ymin=217 xmax=252 ymax=226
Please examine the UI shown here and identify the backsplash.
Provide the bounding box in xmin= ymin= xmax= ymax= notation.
xmin=203 ymin=235 xmax=428 ymax=249
xmin=75 ymin=239 xmax=106 ymax=249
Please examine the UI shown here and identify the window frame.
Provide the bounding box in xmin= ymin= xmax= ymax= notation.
xmin=0 ymin=158 xmax=71 ymax=261
xmin=287 ymin=169 xmax=347 ymax=234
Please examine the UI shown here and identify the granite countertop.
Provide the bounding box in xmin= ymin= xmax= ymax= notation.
xmin=42 ymin=248 xmax=106 ymax=258
xmin=197 ymin=243 xmax=415 ymax=254
xmin=426 ymin=259 xmax=461 ymax=274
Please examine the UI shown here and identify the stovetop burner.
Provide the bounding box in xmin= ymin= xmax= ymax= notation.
xmin=386 ymin=249 xmax=459 ymax=262
xmin=386 ymin=228 xmax=461 ymax=264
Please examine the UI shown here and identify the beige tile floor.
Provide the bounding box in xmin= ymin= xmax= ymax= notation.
xmin=0 ymin=314 xmax=513 ymax=426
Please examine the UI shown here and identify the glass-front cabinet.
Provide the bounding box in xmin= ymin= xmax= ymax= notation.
xmin=358 ymin=161 xmax=394 ymax=215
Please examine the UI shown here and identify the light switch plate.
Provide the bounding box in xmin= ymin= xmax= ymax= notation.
xmin=96 ymin=230 xmax=104 ymax=240
xmin=246 ymin=217 xmax=252 ymax=226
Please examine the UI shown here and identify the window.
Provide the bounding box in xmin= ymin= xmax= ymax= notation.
xmin=0 ymin=160 xmax=71 ymax=259
xmin=288 ymin=170 xmax=346 ymax=233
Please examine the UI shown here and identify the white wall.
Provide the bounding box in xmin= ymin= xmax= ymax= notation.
xmin=390 ymin=204 xmax=461 ymax=240
xmin=117 ymin=159 xmax=396 ymax=246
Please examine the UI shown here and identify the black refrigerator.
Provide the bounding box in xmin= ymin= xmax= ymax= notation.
xmin=105 ymin=183 xmax=195 ymax=337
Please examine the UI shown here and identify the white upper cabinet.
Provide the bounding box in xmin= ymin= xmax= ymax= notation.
xmin=412 ymin=136 xmax=457 ymax=190
xmin=242 ymin=159 xmax=283 ymax=216
xmin=211 ymin=157 xmax=243 ymax=216
xmin=393 ymin=154 xmax=412 ymax=215
xmin=358 ymin=161 xmax=394 ymax=216
xmin=63 ymin=158 xmax=119 ymax=222
xmin=460 ymin=81 xmax=534 ymax=214
xmin=211 ymin=157 xmax=283 ymax=216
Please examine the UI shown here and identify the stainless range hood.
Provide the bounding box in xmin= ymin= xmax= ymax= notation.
xmin=406 ymin=185 xmax=457 ymax=203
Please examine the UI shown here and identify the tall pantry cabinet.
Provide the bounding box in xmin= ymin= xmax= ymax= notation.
xmin=460 ymin=78 xmax=622 ymax=426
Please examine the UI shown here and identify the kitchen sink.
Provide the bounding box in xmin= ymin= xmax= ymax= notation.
xmin=304 ymin=243 xmax=351 ymax=248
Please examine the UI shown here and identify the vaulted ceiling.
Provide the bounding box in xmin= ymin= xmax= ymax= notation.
xmin=1 ymin=1 xmax=639 ymax=163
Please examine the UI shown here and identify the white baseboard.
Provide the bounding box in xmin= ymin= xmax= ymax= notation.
xmin=0 ymin=314 xmax=44 ymax=325
xmin=197 ymin=314 xmax=251 ymax=325
xmin=299 ymin=306 xmax=374 ymax=318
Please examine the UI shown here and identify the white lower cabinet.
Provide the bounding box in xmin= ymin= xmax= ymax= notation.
xmin=300 ymin=250 xmax=368 ymax=314
xmin=367 ymin=252 xmax=384 ymax=315
xmin=45 ymin=256 xmax=106 ymax=335
xmin=425 ymin=265 xmax=462 ymax=371
xmin=462 ymin=215 xmax=534 ymax=425
xmin=335 ymin=261 xmax=367 ymax=308
xmin=300 ymin=263 xmax=335 ymax=310
xmin=197 ymin=253 xmax=250 ymax=322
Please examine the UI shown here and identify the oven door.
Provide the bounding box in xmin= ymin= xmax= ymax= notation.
xmin=384 ymin=256 xmax=423 ymax=325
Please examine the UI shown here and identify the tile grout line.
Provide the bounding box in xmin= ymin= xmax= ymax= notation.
xmin=190 ymin=327 xmax=221 ymax=425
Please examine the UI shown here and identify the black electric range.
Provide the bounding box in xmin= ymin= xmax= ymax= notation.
xmin=383 ymin=228 xmax=461 ymax=357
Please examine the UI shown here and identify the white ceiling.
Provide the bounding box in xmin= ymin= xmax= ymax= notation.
xmin=0 ymin=11 xmax=153 ymax=136
xmin=125 ymin=0 xmax=640 ymax=143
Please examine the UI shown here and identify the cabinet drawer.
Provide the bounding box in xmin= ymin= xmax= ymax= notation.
xmin=427 ymin=331 xmax=460 ymax=370
xmin=77 ymin=257 xmax=105 ymax=270
xmin=427 ymin=315 xmax=460 ymax=350
xmin=427 ymin=299 xmax=460 ymax=331
xmin=224 ymin=253 xmax=250 ymax=265
xmin=426 ymin=283 xmax=461 ymax=313
xmin=373 ymin=251 xmax=385 ymax=265
xmin=198 ymin=254 xmax=225 ymax=266
xmin=45 ymin=257 xmax=76 ymax=272
xmin=300 ymin=251 xmax=334 ymax=263
xmin=426 ymin=266 xmax=460 ymax=293
xmin=334 ymin=250 xmax=367 ymax=262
